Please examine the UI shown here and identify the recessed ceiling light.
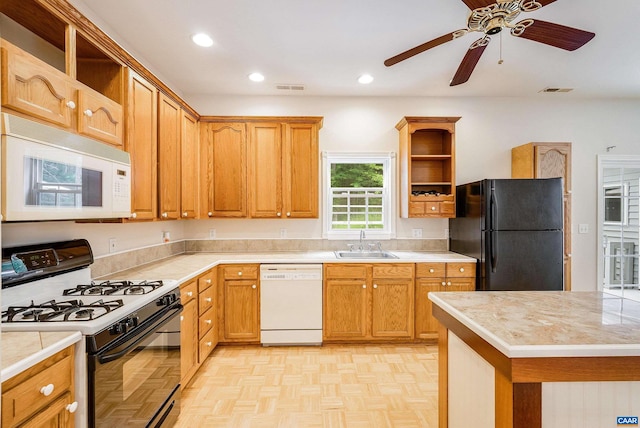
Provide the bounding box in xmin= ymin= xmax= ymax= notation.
xmin=248 ymin=72 xmax=265 ymax=82
xmin=191 ymin=33 xmax=213 ymax=47
xmin=358 ymin=74 xmax=374 ymax=84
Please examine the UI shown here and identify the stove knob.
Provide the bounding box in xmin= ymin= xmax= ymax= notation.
xmin=125 ymin=316 xmax=139 ymax=328
xmin=110 ymin=322 xmax=124 ymax=335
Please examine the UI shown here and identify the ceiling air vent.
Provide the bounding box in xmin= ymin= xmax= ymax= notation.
xmin=276 ymin=84 xmax=305 ymax=91
xmin=539 ymin=87 xmax=573 ymax=93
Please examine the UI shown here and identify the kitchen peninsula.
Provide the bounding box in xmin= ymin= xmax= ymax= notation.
xmin=430 ymin=291 xmax=640 ymax=428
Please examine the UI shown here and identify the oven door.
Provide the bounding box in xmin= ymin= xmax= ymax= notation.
xmin=88 ymin=304 xmax=182 ymax=428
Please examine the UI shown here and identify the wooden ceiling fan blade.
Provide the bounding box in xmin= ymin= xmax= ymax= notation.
xmin=512 ymin=19 xmax=595 ymax=51
xmin=384 ymin=30 xmax=467 ymax=66
xmin=450 ymin=37 xmax=489 ymax=86
xmin=536 ymin=0 xmax=558 ymax=7
xmin=461 ymin=0 xmax=495 ymax=10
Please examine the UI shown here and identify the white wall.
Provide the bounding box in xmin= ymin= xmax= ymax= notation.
xmin=3 ymin=94 xmax=640 ymax=291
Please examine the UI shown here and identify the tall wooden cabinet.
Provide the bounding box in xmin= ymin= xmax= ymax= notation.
xmin=125 ymin=70 xmax=158 ymax=220
xmin=397 ymin=117 xmax=460 ymax=218
xmin=323 ymin=263 xmax=415 ymax=341
xmin=512 ymin=143 xmax=572 ymax=290
xmin=181 ymin=111 xmax=199 ymax=219
xmin=158 ymin=93 xmax=182 ymax=220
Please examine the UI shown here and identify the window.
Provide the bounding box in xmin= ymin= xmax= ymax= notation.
xmin=603 ymin=183 xmax=628 ymax=225
xmin=323 ymin=152 xmax=395 ymax=239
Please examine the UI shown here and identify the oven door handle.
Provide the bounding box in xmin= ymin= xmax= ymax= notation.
xmin=97 ymin=303 xmax=182 ymax=364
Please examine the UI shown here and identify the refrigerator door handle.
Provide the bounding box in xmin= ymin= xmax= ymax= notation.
xmin=490 ymin=182 xmax=498 ymax=231
xmin=490 ymin=230 xmax=498 ymax=272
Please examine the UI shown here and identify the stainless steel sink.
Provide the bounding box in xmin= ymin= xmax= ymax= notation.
xmin=334 ymin=250 xmax=398 ymax=259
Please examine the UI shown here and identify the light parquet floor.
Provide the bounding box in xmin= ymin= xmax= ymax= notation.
xmin=175 ymin=344 xmax=439 ymax=428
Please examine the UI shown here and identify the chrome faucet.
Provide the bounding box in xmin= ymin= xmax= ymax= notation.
xmin=360 ymin=229 xmax=365 ymax=243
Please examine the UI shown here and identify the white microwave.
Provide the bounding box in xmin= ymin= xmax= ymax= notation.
xmin=1 ymin=114 xmax=131 ymax=221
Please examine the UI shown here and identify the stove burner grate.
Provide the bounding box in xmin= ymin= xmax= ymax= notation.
xmin=2 ymin=298 xmax=124 ymax=322
xmin=63 ymin=280 xmax=164 ymax=296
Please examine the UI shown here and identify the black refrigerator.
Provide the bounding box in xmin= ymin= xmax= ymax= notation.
xmin=449 ymin=178 xmax=564 ymax=291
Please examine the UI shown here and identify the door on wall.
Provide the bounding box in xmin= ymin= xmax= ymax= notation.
xmin=598 ymin=156 xmax=640 ymax=300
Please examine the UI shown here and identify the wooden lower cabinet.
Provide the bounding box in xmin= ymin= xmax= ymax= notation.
xmin=218 ymin=264 xmax=260 ymax=343
xmin=197 ymin=268 xmax=218 ymax=361
xmin=1 ymin=346 xmax=76 ymax=428
xmin=323 ymin=263 xmax=414 ymax=341
xmin=180 ymin=280 xmax=198 ymax=387
xmin=415 ymin=262 xmax=476 ymax=340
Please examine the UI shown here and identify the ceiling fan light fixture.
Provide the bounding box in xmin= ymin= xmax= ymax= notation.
xmin=191 ymin=33 xmax=214 ymax=47
xmin=248 ymin=72 xmax=265 ymax=82
xmin=358 ymin=74 xmax=374 ymax=84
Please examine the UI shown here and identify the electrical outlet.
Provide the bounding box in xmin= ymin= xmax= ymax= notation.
xmin=412 ymin=228 xmax=423 ymax=238
xmin=579 ymin=224 xmax=589 ymax=234
xmin=209 ymin=229 xmax=216 ymax=239
xmin=109 ymin=238 xmax=117 ymax=253
xmin=280 ymin=228 xmax=287 ymax=238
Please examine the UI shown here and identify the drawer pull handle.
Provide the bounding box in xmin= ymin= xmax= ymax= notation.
xmin=40 ymin=384 xmax=55 ymax=396
xmin=252 ymin=284 xmax=256 ymax=289
xmin=431 ymin=206 xmax=437 ymax=211
xmin=442 ymin=282 xmax=446 ymax=286
xmin=84 ymin=109 xmax=93 ymax=117
xmin=373 ymin=284 xmax=378 ymax=289
xmin=208 ymin=211 xmax=213 ymax=217
xmin=429 ymin=268 xmax=435 ymax=273
xmin=180 ymin=315 xmax=184 ymax=321
xmin=362 ymin=284 xmax=366 ymax=289
xmin=162 ymin=212 xmax=168 ymax=218
xmin=131 ymin=212 xmax=138 ymax=219
xmin=182 ymin=212 xmax=188 ymax=217
xmin=447 ymin=281 xmax=452 ymax=286
xmin=277 ymin=212 xmax=281 ymax=217
xmin=206 ymin=279 xmax=212 ymax=284
xmin=459 ymin=267 xmax=465 ymax=273
xmin=66 ymin=402 xmax=79 ymax=413
xmin=66 ymin=101 xmax=76 ymax=109
xmin=206 ymin=319 xmax=212 ymax=325
xmin=286 ymin=212 xmax=291 ymax=217
xmin=206 ymin=341 xmax=213 ymax=347
xmin=205 ymin=297 xmax=212 ymax=303
xmin=238 ymin=272 xmax=243 ymax=276
xmin=186 ymin=291 xmax=193 ymax=297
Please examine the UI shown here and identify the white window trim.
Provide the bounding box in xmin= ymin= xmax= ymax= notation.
xmin=322 ymin=151 xmax=396 ymax=240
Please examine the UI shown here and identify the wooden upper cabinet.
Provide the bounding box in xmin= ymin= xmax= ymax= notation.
xmin=158 ymin=92 xmax=182 ymax=220
xmin=1 ymin=39 xmax=75 ymax=128
xmin=125 ymin=70 xmax=158 ymax=221
xmin=397 ymin=117 xmax=460 ymax=218
xmin=76 ymin=87 xmax=123 ymax=148
xmin=200 ymin=122 xmax=247 ymax=218
xmin=181 ymin=111 xmax=199 ymax=219
xmin=512 ymin=142 xmax=572 ymax=290
xmin=284 ymin=122 xmax=319 ymax=218
xmin=245 ymin=118 xmax=321 ymax=219
xmin=248 ymin=122 xmax=283 ymax=218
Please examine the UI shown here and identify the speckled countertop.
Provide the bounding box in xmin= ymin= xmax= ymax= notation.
xmin=96 ymin=251 xmax=475 ymax=282
xmin=429 ymin=291 xmax=640 ymax=358
xmin=1 ymin=331 xmax=82 ymax=382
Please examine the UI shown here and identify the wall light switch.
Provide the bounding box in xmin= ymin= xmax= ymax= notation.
xmin=109 ymin=238 xmax=117 ymax=253
xmin=280 ymin=228 xmax=287 ymax=238
xmin=209 ymin=229 xmax=216 ymax=239
xmin=412 ymin=228 xmax=423 ymax=238
xmin=578 ymin=224 xmax=589 ymax=234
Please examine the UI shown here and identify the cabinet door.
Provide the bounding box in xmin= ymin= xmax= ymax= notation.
xmin=1 ymin=41 xmax=74 ymax=129
xmin=223 ymin=279 xmax=259 ymax=341
xmin=181 ymin=111 xmax=199 ymax=219
xmin=200 ymin=123 xmax=247 ymax=217
xmin=283 ymin=123 xmax=319 ymax=218
xmin=323 ymin=279 xmax=368 ymax=340
xmin=414 ymin=278 xmax=444 ymax=339
xmin=534 ymin=144 xmax=571 ymax=193
xmin=447 ymin=277 xmax=475 ymax=293
xmin=248 ymin=122 xmax=282 ymax=218
xmin=180 ymin=287 xmax=198 ymax=386
xmin=158 ymin=93 xmax=181 ymax=220
xmin=76 ymin=88 xmax=123 ymax=148
xmin=371 ymin=277 xmax=414 ymax=338
xmin=125 ymin=70 xmax=157 ymax=220
xmin=19 ymin=392 xmax=72 ymax=428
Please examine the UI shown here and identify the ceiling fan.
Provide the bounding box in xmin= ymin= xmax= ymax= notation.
xmin=384 ymin=0 xmax=595 ymax=86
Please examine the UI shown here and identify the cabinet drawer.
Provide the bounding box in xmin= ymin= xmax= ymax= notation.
xmin=199 ymin=307 xmax=215 ymax=339
xmin=198 ymin=271 xmax=215 ymax=292
xmin=446 ymin=262 xmax=476 ymax=278
xmin=180 ymin=280 xmax=197 ymax=304
xmin=223 ymin=265 xmax=258 ymax=280
xmin=325 ymin=264 xmax=368 ymax=280
xmin=372 ymin=264 xmax=414 ymax=279
xmin=199 ymin=286 xmax=215 ymax=315
xmin=1 ymin=349 xmax=73 ymax=427
xmin=416 ymin=263 xmax=446 ymax=278
xmin=199 ymin=327 xmax=216 ymax=363
xmin=440 ymin=201 xmax=455 ymax=215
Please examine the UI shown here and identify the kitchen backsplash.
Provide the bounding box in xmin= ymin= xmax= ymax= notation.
xmin=91 ymin=238 xmax=447 ymax=278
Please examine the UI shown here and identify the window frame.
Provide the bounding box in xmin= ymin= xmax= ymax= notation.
xmin=322 ymin=152 xmax=396 ymax=240
xmin=603 ymin=182 xmax=629 ymax=226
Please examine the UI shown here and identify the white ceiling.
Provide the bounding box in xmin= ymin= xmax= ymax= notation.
xmin=70 ymin=0 xmax=640 ymax=98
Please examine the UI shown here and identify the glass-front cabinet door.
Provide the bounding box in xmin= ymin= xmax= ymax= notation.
xmin=599 ymin=157 xmax=640 ymax=300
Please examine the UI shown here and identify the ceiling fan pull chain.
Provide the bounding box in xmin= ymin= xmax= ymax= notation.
xmin=498 ymin=31 xmax=504 ymax=65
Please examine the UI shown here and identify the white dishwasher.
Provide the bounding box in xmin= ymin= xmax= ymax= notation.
xmin=260 ymin=264 xmax=323 ymax=346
